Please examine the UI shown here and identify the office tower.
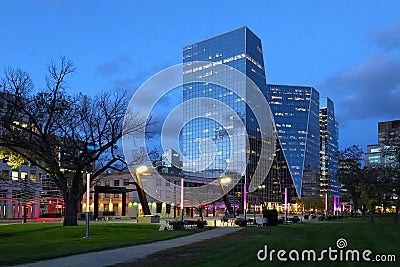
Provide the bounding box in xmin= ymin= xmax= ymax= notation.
xmin=378 ymin=120 xmax=400 ymax=144
xmin=182 ymin=27 xmax=274 ymax=209
xmin=266 ymin=84 xmax=321 ymax=198
xmin=320 ymin=97 xmax=340 ymax=196
xmin=162 ymin=148 xmax=182 ymax=168
xmin=365 ymin=119 xmax=400 ymax=166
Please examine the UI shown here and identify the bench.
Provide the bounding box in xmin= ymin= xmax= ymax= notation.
xmin=184 ymin=219 xmax=199 ymax=229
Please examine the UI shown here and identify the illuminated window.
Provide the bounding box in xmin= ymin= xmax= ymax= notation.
xmin=12 ymin=171 xmax=19 ymax=181
xmin=21 ymin=172 xmax=28 ymax=180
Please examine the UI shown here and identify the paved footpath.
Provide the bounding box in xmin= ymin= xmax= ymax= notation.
xmin=15 ymin=227 xmax=241 ymax=267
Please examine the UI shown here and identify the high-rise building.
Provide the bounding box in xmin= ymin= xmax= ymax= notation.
xmin=365 ymin=119 xmax=400 ymax=166
xmin=162 ymin=149 xmax=182 ymax=168
xmin=265 ymin=84 xmax=321 ymax=198
xmin=319 ymin=97 xmax=340 ymax=196
xmin=182 ymin=27 xmax=339 ymax=210
xmin=378 ymin=120 xmax=400 ymax=144
xmin=182 ymin=27 xmax=275 ymax=209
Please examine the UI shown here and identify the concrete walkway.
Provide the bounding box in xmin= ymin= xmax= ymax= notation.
xmin=16 ymin=227 xmax=241 ymax=267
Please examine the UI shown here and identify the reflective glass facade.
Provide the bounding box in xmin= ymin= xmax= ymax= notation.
xmin=266 ymin=84 xmax=320 ymax=197
xmin=182 ymin=27 xmax=270 ymax=209
xmin=182 ymin=27 xmax=339 ymax=206
xmin=320 ymin=98 xmax=340 ymax=196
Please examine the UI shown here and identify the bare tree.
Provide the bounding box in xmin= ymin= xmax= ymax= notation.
xmin=0 ymin=57 xmax=149 ymax=226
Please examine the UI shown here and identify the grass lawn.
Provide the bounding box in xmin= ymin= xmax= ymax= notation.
xmin=121 ymin=219 xmax=400 ymax=267
xmin=0 ymin=222 xmax=206 ymax=266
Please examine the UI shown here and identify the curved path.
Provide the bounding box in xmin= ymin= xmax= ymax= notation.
xmin=16 ymin=227 xmax=241 ymax=267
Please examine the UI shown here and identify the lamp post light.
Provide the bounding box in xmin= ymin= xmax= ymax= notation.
xmin=85 ymin=172 xmax=90 ymax=238
xmin=180 ymin=177 xmax=184 ymax=221
xmin=284 ymin=187 xmax=288 ymax=224
xmin=325 ymin=193 xmax=328 ymax=216
xmin=244 ymin=175 xmax=247 ymax=222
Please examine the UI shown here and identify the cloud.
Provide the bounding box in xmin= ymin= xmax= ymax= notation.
xmin=97 ymin=54 xmax=133 ymax=76
xmin=368 ymin=22 xmax=400 ymax=52
xmin=320 ymin=22 xmax=400 ymax=124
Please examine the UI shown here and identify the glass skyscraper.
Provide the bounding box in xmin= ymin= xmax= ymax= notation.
xmin=182 ymin=27 xmax=274 ymax=209
xmin=265 ymin=84 xmax=321 ymax=198
xmin=182 ymin=27 xmax=339 ymax=209
xmin=320 ymin=97 xmax=340 ymax=196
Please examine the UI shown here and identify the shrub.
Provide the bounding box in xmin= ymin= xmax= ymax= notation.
xmin=169 ymin=220 xmax=185 ymax=230
xmin=235 ymin=218 xmax=247 ymax=227
xmin=196 ymin=220 xmax=207 ymax=229
xmin=263 ymin=209 xmax=279 ymax=226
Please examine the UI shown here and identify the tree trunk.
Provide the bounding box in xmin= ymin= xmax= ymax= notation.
xmin=369 ymin=210 xmax=374 ymax=223
xmin=63 ymin=195 xmax=80 ymax=226
xmin=395 ymin=200 xmax=399 ymax=224
xmin=23 ymin=203 xmax=27 ymax=223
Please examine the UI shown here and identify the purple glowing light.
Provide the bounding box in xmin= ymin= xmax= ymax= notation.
xmin=284 ymin=188 xmax=288 ymax=211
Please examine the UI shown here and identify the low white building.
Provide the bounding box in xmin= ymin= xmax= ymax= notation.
xmin=0 ymin=162 xmax=42 ymax=219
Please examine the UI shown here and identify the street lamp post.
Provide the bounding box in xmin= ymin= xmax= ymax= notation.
xmin=244 ymin=175 xmax=247 ymax=222
xmin=284 ymin=187 xmax=288 ymax=224
xmin=180 ymin=177 xmax=184 ymax=221
xmin=85 ymin=172 xmax=90 ymax=238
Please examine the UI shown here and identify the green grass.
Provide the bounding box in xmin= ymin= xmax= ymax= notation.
xmin=0 ymin=222 xmax=206 ymax=266
xmin=124 ymin=220 xmax=400 ymax=267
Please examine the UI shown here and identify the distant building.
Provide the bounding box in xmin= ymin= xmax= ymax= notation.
xmin=365 ymin=119 xmax=400 ymax=166
xmin=378 ymin=120 xmax=400 ymax=144
xmin=365 ymin=144 xmax=384 ymax=166
xmin=162 ymin=148 xmax=181 ymax=168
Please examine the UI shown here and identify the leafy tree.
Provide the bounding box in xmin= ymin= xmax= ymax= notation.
xmin=0 ymin=148 xmax=26 ymax=169
xmin=0 ymin=57 xmax=149 ymax=226
xmin=358 ymin=166 xmax=387 ymax=222
xmin=336 ymin=145 xmax=363 ymax=216
xmin=296 ymin=197 xmax=324 ymax=212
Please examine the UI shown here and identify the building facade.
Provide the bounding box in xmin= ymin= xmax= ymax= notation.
xmin=182 ymin=27 xmax=276 ymax=211
xmin=365 ymin=119 xmax=400 ymax=166
xmin=266 ymin=84 xmax=321 ymax=198
xmin=0 ymin=163 xmax=42 ymax=219
xmin=319 ymin=97 xmax=340 ymax=196
xmin=181 ymin=27 xmax=340 ymax=211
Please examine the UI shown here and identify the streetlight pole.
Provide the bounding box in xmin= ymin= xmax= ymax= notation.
xmin=85 ymin=173 xmax=90 ymax=238
xmin=244 ymin=174 xmax=247 ymax=223
xmin=180 ymin=177 xmax=184 ymax=221
xmin=284 ymin=187 xmax=288 ymax=224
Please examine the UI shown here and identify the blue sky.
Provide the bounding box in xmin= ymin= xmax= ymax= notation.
xmin=1 ymin=0 xmax=399 ymax=153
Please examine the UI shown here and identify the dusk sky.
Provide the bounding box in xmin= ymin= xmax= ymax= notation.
xmin=1 ymin=0 xmax=399 ymax=153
